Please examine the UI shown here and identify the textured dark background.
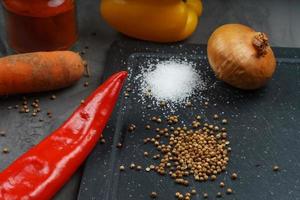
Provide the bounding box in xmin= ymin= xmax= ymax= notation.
xmin=0 ymin=0 xmax=300 ymax=199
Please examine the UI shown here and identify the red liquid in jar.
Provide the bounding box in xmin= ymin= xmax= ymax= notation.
xmin=3 ymin=1 xmax=77 ymax=53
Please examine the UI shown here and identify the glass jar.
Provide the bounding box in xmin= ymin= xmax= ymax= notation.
xmin=2 ymin=0 xmax=78 ymax=53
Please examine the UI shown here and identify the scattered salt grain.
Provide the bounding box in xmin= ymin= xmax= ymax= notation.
xmin=141 ymin=60 xmax=204 ymax=104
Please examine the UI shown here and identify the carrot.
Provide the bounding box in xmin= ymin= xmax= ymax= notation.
xmin=0 ymin=51 xmax=85 ymax=95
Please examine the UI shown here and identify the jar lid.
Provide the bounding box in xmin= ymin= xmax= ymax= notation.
xmin=2 ymin=0 xmax=74 ymax=17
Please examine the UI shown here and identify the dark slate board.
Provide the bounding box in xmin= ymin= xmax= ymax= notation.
xmin=78 ymin=40 xmax=300 ymax=200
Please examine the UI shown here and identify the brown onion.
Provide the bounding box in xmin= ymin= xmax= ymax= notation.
xmin=207 ymin=24 xmax=276 ymax=90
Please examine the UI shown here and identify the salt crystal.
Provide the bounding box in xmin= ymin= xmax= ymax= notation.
xmin=141 ymin=60 xmax=205 ymax=104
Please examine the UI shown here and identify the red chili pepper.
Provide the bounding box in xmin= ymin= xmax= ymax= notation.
xmin=0 ymin=71 xmax=127 ymax=200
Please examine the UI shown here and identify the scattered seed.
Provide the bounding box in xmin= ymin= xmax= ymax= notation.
xmin=216 ymin=192 xmax=222 ymax=198
xmin=219 ymin=181 xmax=225 ymax=188
xmin=185 ymin=192 xmax=191 ymax=197
xmin=136 ymin=165 xmax=142 ymax=171
xmin=50 ymin=95 xmax=56 ymax=100
xmin=145 ymin=125 xmax=151 ymax=130
xmin=100 ymin=138 xmax=106 ymax=144
xmin=2 ymin=148 xmax=9 ymax=154
xmin=145 ymin=91 xmax=152 ymax=97
xmin=130 ymin=163 xmax=136 ymax=169
xmin=84 ymin=81 xmax=89 ymax=87
xmin=124 ymin=92 xmax=130 ymax=97
xmin=128 ymin=124 xmax=136 ymax=132
xmin=191 ymin=189 xmax=196 ymax=195
xmin=159 ymin=101 xmax=166 ymax=107
xmin=81 ymin=100 xmax=85 ymax=104
xmin=116 ymin=143 xmax=122 ymax=148
xmin=32 ymin=112 xmax=37 ymax=117
xmin=7 ymin=106 xmax=12 ymax=110
xmin=226 ymin=188 xmax=233 ymax=195
xmin=119 ymin=165 xmax=125 ymax=171
xmin=144 ymin=151 xmax=149 ymax=157
xmin=203 ymin=193 xmax=208 ymax=198
xmin=211 ymin=175 xmax=217 ymax=181
xmin=156 ymin=118 xmax=162 ymax=123
xmin=150 ymin=192 xmax=158 ymax=198
xmin=150 ymin=165 xmax=155 ymax=170
xmin=196 ymin=115 xmax=201 ymax=120
xmin=222 ymin=119 xmax=228 ymax=124
xmin=0 ymin=131 xmax=6 ymax=137
xmin=185 ymin=101 xmax=192 ymax=107
xmin=273 ymin=165 xmax=280 ymax=172
xmin=213 ymin=114 xmax=219 ymax=119
xmin=145 ymin=167 xmax=151 ymax=172
xmin=231 ymin=172 xmax=238 ymax=180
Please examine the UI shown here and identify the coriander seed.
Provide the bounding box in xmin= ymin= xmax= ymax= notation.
xmin=100 ymin=138 xmax=106 ymax=144
xmin=273 ymin=165 xmax=280 ymax=172
xmin=150 ymin=192 xmax=157 ymax=198
xmin=130 ymin=163 xmax=136 ymax=169
xmin=191 ymin=189 xmax=196 ymax=195
xmin=226 ymin=188 xmax=233 ymax=194
xmin=219 ymin=181 xmax=225 ymax=188
xmin=119 ymin=165 xmax=125 ymax=171
xmin=84 ymin=81 xmax=89 ymax=87
xmin=0 ymin=131 xmax=6 ymax=137
xmin=216 ymin=192 xmax=222 ymax=198
xmin=50 ymin=95 xmax=56 ymax=100
xmin=211 ymin=175 xmax=217 ymax=181
xmin=116 ymin=143 xmax=122 ymax=148
xmin=2 ymin=148 xmax=9 ymax=154
xmin=231 ymin=172 xmax=238 ymax=180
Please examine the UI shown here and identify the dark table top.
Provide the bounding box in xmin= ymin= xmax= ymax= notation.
xmin=0 ymin=0 xmax=299 ymax=199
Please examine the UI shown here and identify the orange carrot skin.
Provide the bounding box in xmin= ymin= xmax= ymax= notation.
xmin=0 ymin=51 xmax=84 ymax=95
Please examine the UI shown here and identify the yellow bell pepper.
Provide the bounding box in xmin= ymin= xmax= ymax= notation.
xmin=100 ymin=0 xmax=202 ymax=43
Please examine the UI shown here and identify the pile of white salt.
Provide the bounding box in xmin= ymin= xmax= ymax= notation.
xmin=140 ymin=60 xmax=205 ymax=105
